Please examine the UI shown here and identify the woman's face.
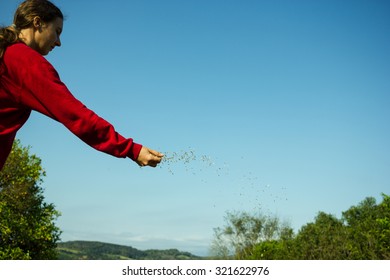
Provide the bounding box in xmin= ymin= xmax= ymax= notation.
xmin=32 ymin=17 xmax=63 ymax=55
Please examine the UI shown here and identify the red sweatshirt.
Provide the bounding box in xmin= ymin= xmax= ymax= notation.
xmin=0 ymin=43 xmax=142 ymax=170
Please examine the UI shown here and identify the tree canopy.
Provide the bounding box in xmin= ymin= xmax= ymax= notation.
xmin=211 ymin=194 xmax=390 ymax=260
xmin=0 ymin=140 xmax=61 ymax=259
xmin=210 ymin=211 xmax=293 ymax=259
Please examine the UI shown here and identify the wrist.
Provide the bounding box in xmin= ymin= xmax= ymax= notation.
xmin=128 ymin=142 xmax=142 ymax=161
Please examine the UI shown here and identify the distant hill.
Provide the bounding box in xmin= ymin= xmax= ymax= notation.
xmin=56 ymin=241 xmax=203 ymax=260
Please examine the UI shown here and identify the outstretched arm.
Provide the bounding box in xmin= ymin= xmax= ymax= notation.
xmin=5 ymin=43 xmax=162 ymax=167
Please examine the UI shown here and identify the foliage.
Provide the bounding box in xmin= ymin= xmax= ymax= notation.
xmin=57 ymin=241 xmax=202 ymax=260
xmin=376 ymin=194 xmax=390 ymax=258
xmin=294 ymin=212 xmax=349 ymax=259
xmin=210 ymin=211 xmax=294 ymax=259
xmin=211 ymin=194 xmax=390 ymax=260
xmin=0 ymin=140 xmax=61 ymax=259
xmin=342 ymin=195 xmax=390 ymax=259
xmin=292 ymin=195 xmax=390 ymax=259
xmin=249 ymin=226 xmax=295 ymax=260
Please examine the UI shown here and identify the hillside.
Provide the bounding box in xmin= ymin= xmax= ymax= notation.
xmin=56 ymin=241 xmax=202 ymax=260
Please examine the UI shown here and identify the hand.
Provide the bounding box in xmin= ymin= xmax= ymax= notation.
xmin=135 ymin=146 xmax=164 ymax=168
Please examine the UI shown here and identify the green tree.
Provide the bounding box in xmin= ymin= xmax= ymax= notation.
xmin=294 ymin=212 xmax=349 ymax=259
xmin=342 ymin=194 xmax=390 ymax=259
xmin=376 ymin=194 xmax=390 ymax=258
xmin=210 ymin=211 xmax=292 ymax=259
xmin=249 ymin=226 xmax=295 ymax=260
xmin=212 ymin=194 xmax=390 ymax=260
xmin=0 ymin=140 xmax=61 ymax=259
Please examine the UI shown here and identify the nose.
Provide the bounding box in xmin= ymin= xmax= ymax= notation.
xmin=55 ymin=35 xmax=61 ymax=47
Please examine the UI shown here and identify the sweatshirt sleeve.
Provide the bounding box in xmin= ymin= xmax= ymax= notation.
xmin=6 ymin=44 xmax=142 ymax=161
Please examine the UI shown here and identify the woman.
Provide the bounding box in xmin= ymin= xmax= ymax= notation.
xmin=0 ymin=0 xmax=163 ymax=171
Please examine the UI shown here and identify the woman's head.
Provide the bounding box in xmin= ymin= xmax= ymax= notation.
xmin=0 ymin=0 xmax=64 ymax=57
xmin=13 ymin=0 xmax=63 ymax=31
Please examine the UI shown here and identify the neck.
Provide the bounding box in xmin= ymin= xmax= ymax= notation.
xmin=18 ymin=28 xmax=35 ymax=48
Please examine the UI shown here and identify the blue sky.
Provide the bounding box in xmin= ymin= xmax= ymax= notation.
xmin=2 ymin=0 xmax=389 ymax=256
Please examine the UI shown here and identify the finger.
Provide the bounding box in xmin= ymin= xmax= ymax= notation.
xmin=153 ymin=155 xmax=163 ymax=163
xmin=146 ymin=160 xmax=158 ymax=168
xmin=149 ymin=149 xmax=164 ymax=158
xmin=150 ymin=157 xmax=162 ymax=165
xmin=149 ymin=154 xmax=163 ymax=163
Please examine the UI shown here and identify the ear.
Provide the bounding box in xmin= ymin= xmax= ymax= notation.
xmin=33 ymin=16 xmax=42 ymax=29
